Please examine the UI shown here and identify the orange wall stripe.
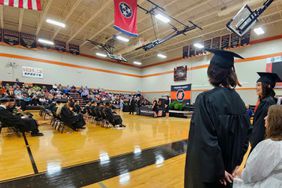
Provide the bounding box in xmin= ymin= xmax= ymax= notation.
xmin=0 ymin=53 xmax=142 ymax=78
xmin=141 ymin=51 xmax=282 ymax=78
xmin=250 ymin=34 xmax=282 ymax=45
xmin=141 ymin=70 xmax=174 ymax=78
xmin=0 ymin=42 xmax=140 ymax=69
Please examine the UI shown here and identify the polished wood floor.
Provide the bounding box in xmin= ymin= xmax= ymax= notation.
xmin=0 ymin=111 xmax=250 ymax=187
xmin=84 ymin=154 xmax=186 ymax=188
xmin=0 ymin=111 xmax=189 ymax=183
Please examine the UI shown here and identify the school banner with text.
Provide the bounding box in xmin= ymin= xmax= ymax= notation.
xmin=171 ymin=84 xmax=191 ymax=104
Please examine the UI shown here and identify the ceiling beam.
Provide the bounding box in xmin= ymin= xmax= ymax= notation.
xmin=36 ymin=0 xmax=54 ymax=36
xmin=80 ymin=21 xmax=113 ymax=47
xmin=125 ymin=1 xmax=282 ymax=59
xmin=52 ymin=0 xmax=83 ymax=40
xmin=18 ymin=9 xmax=24 ymax=32
xmin=0 ymin=6 xmax=3 ymax=29
xmin=89 ymin=0 xmax=178 ymax=52
xmin=117 ymin=0 xmax=213 ymax=55
xmin=67 ymin=0 xmax=112 ymax=44
xmin=142 ymin=17 xmax=282 ymax=64
xmin=133 ymin=9 xmax=282 ymax=61
xmin=85 ymin=0 xmax=148 ymax=50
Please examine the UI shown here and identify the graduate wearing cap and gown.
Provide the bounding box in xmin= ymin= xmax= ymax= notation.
xmin=250 ymin=72 xmax=281 ymax=151
xmin=0 ymin=97 xmax=43 ymax=136
xmin=184 ymin=49 xmax=251 ymax=188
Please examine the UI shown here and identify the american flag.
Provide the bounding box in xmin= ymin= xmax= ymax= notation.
xmin=0 ymin=0 xmax=42 ymax=11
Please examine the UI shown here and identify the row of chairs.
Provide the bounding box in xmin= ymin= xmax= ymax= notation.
xmin=39 ymin=107 xmax=67 ymax=133
xmin=87 ymin=107 xmax=114 ymax=128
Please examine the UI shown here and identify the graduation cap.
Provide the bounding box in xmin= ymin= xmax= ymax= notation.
xmin=257 ymin=72 xmax=282 ymax=88
xmin=205 ymin=48 xmax=244 ymax=69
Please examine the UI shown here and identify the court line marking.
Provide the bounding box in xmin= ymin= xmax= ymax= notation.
xmin=22 ymin=132 xmax=39 ymax=174
xmin=0 ymin=139 xmax=188 ymax=187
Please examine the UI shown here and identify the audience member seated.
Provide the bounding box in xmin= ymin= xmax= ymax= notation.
xmin=104 ymin=102 xmax=125 ymax=127
xmin=59 ymin=100 xmax=86 ymax=131
xmin=233 ymin=105 xmax=282 ymax=188
xmin=0 ymin=97 xmax=43 ymax=136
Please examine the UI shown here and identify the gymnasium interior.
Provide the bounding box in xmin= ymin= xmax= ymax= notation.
xmin=0 ymin=0 xmax=282 ymax=187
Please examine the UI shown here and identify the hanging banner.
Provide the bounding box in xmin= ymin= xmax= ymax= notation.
xmin=20 ymin=33 xmax=36 ymax=48
xmin=22 ymin=66 xmax=43 ymax=79
xmin=68 ymin=44 xmax=80 ymax=55
xmin=0 ymin=0 xmax=42 ymax=11
xmin=204 ymin=39 xmax=212 ymax=49
xmin=231 ymin=33 xmax=240 ymax=48
xmin=212 ymin=37 xmax=221 ymax=49
xmin=171 ymin=84 xmax=192 ymax=104
xmin=0 ymin=28 xmax=2 ymax=42
xmin=189 ymin=45 xmax=195 ymax=57
xmin=266 ymin=57 xmax=282 ymax=88
xmin=3 ymin=30 xmax=19 ymax=45
xmin=221 ymin=34 xmax=230 ymax=49
xmin=240 ymin=31 xmax=251 ymax=46
xmin=55 ymin=40 xmax=66 ymax=52
xmin=114 ymin=0 xmax=138 ymax=37
xmin=183 ymin=45 xmax=189 ymax=58
xmin=174 ymin=66 xmax=187 ymax=81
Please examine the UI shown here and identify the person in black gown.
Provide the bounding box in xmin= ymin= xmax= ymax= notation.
xmin=104 ymin=102 xmax=125 ymax=127
xmin=0 ymin=97 xmax=43 ymax=136
xmin=129 ymin=96 xmax=136 ymax=115
xmin=250 ymin=72 xmax=281 ymax=151
xmin=184 ymin=49 xmax=251 ymax=188
xmin=60 ymin=100 xmax=86 ymax=131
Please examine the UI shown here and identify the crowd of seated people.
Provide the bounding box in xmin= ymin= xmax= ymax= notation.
xmin=0 ymin=82 xmax=148 ymax=111
xmin=0 ymin=82 xmax=153 ymax=134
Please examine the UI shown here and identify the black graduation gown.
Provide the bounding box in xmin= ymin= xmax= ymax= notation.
xmin=104 ymin=108 xmax=122 ymax=125
xmin=185 ymin=87 xmax=251 ymax=188
xmin=250 ymin=96 xmax=276 ymax=150
xmin=0 ymin=106 xmax=39 ymax=133
xmin=60 ymin=106 xmax=85 ymax=129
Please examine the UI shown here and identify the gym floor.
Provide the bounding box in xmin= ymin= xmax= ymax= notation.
xmin=0 ymin=111 xmax=189 ymax=187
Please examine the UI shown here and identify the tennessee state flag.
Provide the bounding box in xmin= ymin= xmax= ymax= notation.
xmin=114 ymin=0 xmax=138 ymax=37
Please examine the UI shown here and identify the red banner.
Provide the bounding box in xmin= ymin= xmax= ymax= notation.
xmin=0 ymin=0 xmax=42 ymax=11
xmin=114 ymin=0 xmax=138 ymax=37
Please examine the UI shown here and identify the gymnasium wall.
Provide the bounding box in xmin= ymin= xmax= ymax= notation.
xmin=141 ymin=38 xmax=282 ymax=105
xmin=0 ymin=45 xmax=142 ymax=92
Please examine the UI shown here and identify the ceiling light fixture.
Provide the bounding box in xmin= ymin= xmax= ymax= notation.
xmin=46 ymin=18 xmax=66 ymax=28
xmin=133 ymin=61 xmax=142 ymax=65
xmin=116 ymin=35 xmax=130 ymax=42
xmin=96 ymin=52 xmax=107 ymax=58
xmin=157 ymin=53 xmax=167 ymax=59
xmin=155 ymin=14 xmax=170 ymax=23
xmin=193 ymin=43 xmax=204 ymax=49
xmin=253 ymin=27 xmax=265 ymax=35
xmin=38 ymin=38 xmax=54 ymax=45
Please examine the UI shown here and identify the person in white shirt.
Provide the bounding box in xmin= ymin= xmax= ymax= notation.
xmin=233 ymin=105 xmax=282 ymax=188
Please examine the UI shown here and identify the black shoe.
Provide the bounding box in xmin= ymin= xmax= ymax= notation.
xmin=79 ymin=127 xmax=86 ymax=129
xmin=31 ymin=132 xmax=44 ymax=137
